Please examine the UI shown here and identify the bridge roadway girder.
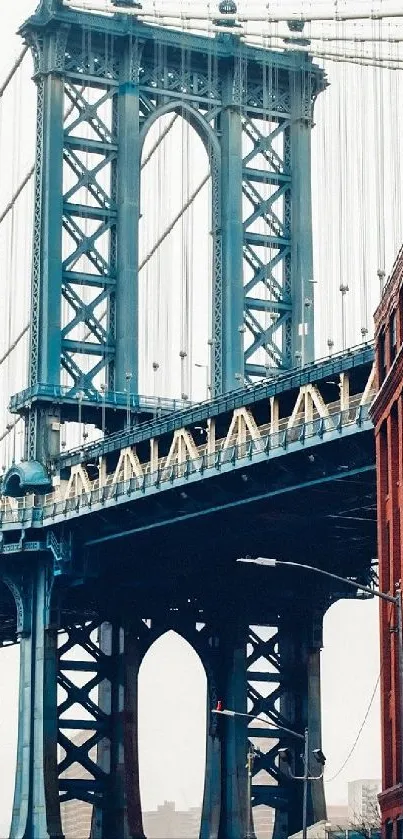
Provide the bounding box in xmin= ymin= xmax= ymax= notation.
xmin=0 ymin=351 xmax=377 ymax=834
xmin=53 ymin=342 xmax=375 ymax=472
xmin=0 ymin=421 xmax=377 ymax=838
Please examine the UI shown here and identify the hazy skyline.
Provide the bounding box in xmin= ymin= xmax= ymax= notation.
xmin=0 ymin=1 xmax=382 ymax=833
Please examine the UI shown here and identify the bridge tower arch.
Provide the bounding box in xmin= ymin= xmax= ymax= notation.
xmin=10 ymin=0 xmax=325 ymax=465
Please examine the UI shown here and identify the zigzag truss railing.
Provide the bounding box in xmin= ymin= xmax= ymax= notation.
xmin=0 ymin=371 xmax=376 ymax=523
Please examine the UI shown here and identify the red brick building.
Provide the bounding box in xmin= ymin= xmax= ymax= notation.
xmin=371 ymin=248 xmax=403 ymax=838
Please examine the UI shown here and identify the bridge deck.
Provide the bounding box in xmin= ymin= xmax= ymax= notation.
xmin=55 ymin=343 xmax=374 ymax=470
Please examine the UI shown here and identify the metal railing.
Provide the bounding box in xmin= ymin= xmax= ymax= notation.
xmin=9 ymin=383 xmax=192 ymax=414
xmin=0 ymin=401 xmax=372 ymax=527
xmin=55 ymin=342 xmax=374 ymax=469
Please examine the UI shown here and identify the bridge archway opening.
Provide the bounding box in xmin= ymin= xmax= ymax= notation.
xmin=0 ymin=580 xmax=20 ymax=835
xmin=138 ymin=629 xmax=207 ymax=832
xmin=139 ymin=112 xmax=212 ymax=403
xmin=321 ymin=597 xmax=381 ymax=799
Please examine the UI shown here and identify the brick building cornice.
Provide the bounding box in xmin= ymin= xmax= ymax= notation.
xmin=374 ymin=246 xmax=403 ymax=338
xmin=370 ymin=346 xmax=403 ymax=427
xmin=378 ymin=783 xmax=403 ymax=817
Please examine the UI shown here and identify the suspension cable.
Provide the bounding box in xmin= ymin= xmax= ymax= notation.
xmin=0 ymin=325 xmax=30 ymax=368
xmin=139 ymin=172 xmax=209 ymax=271
xmin=0 ymin=417 xmax=20 ymax=445
xmin=0 ymin=166 xmax=35 ymax=227
xmin=0 ymin=47 xmax=29 ymax=100
xmin=141 ymin=114 xmax=178 ymax=168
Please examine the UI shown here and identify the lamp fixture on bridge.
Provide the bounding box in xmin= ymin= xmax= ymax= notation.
xmin=237 ymin=553 xmax=403 ymax=802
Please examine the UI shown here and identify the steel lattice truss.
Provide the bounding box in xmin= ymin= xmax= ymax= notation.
xmin=22 ymin=4 xmax=324 ymax=428
xmin=62 ymin=78 xmax=118 ymax=394
xmin=54 ymin=611 xmax=321 ymax=835
xmin=58 ymin=622 xmax=111 ymax=809
xmin=242 ymin=113 xmax=293 ymax=377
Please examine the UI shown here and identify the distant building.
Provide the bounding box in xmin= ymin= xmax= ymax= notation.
xmin=327 ymin=804 xmax=349 ymax=829
xmin=290 ymin=821 xmax=329 ymax=839
xmin=348 ymin=779 xmax=381 ymax=827
xmin=143 ymin=800 xmax=201 ymax=838
xmin=59 ymin=730 xmax=93 ymax=838
xmin=61 ymin=797 xmax=92 ymax=839
xmin=290 ymin=820 xmax=381 ymax=839
xmin=249 ymin=717 xmax=280 ymax=838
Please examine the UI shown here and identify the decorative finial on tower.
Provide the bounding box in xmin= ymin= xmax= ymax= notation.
xmin=219 ymin=0 xmax=237 ymax=13
xmin=284 ymin=17 xmax=310 ymax=47
xmin=287 ymin=19 xmax=305 ymax=33
xmin=215 ymin=0 xmax=238 ymax=28
xmin=112 ymin=0 xmax=142 ymax=9
xmin=35 ymin=0 xmax=63 ymax=16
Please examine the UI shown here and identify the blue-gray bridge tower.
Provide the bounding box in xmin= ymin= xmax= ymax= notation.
xmin=15 ymin=0 xmax=324 ymax=464
xmin=0 ymin=1 xmax=335 ymax=837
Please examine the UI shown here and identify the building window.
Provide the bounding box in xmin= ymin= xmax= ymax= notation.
xmin=378 ymin=330 xmax=386 ymax=382
xmin=390 ymin=311 xmax=397 ymax=362
xmin=380 ymin=420 xmax=389 ymax=495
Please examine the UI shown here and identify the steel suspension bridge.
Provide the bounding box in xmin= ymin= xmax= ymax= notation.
xmin=0 ymin=0 xmax=402 ymax=837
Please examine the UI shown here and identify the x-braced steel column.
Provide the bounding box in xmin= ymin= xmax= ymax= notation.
xmin=58 ymin=621 xmax=145 ymax=839
xmin=219 ymin=62 xmax=245 ymax=393
xmin=114 ymin=41 xmax=142 ymax=395
xmin=91 ymin=624 xmax=145 ymax=838
xmin=25 ymin=25 xmax=67 ymax=463
xmin=288 ymin=69 xmax=316 ymax=367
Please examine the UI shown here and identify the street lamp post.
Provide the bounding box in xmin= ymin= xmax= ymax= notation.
xmin=125 ymin=371 xmax=132 ymax=429
xmin=195 ymin=362 xmax=210 ymax=400
xmin=279 ymin=728 xmax=326 ymax=839
xmin=237 ymin=556 xmax=403 ymax=809
xmin=76 ymin=389 xmax=85 ymax=442
xmin=212 ymin=706 xmax=325 ymax=839
xmin=100 ymin=382 xmax=106 ymax=436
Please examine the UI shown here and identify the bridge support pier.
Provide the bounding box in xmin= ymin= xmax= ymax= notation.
xmin=272 ymin=611 xmax=326 ymax=839
xmin=4 ymin=563 xmax=329 ymax=839
xmin=10 ymin=562 xmax=63 ymax=839
xmin=204 ymin=623 xmax=250 ymax=839
xmin=91 ymin=625 xmax=145 ymax=839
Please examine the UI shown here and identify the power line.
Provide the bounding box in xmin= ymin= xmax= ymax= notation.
xmin=325 ymin=672 xmax=380 ymax=783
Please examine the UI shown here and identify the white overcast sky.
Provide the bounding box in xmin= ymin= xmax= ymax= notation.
xmin=0 ymin=1 xmax=383 ymax=834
